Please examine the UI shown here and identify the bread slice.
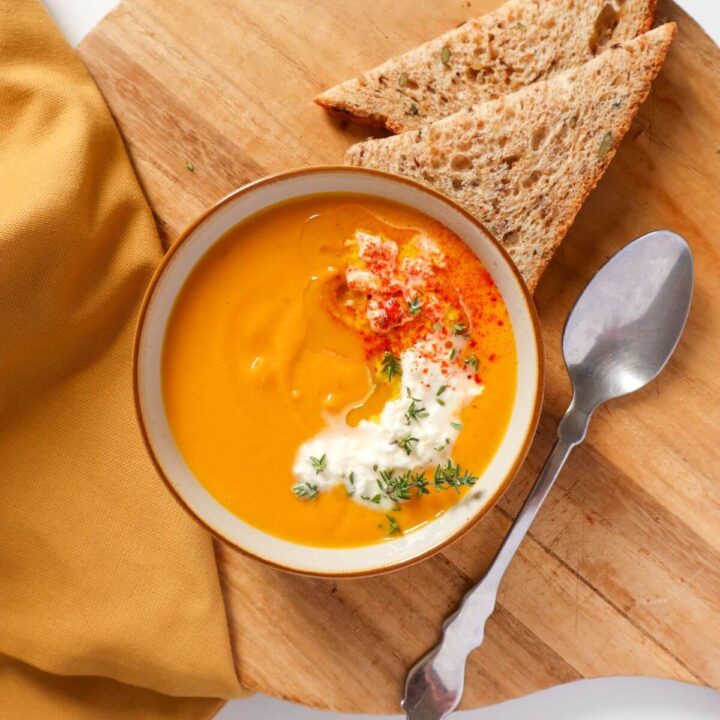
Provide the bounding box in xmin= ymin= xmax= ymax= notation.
xmin=345 ymin=24 xmax=675 ymax=290
xmin=316 ymin=0 xmax=657 ymax=133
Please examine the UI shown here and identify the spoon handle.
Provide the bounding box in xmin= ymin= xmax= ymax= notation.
xmin=402 ymin=402 xmax=591 ymax=720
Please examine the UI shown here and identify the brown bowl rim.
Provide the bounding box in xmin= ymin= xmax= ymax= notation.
xmin=132 ymin=165 xmax=545 ymax=578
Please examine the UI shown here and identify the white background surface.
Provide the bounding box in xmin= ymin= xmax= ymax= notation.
xmin=38 ymin=1 xmax=720 ymax=717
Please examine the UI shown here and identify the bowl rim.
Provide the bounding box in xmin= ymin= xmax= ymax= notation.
xmin=133 ymin=165 xmax=545 ymax=577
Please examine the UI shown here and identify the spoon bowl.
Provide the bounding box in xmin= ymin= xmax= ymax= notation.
xmin=564 ymin=231 xmax=694 ymax=411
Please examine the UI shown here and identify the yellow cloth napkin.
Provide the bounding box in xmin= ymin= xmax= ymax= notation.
xmin=0 ymin=1 xmax=244 ymax=717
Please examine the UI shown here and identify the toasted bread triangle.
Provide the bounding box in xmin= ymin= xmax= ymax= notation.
xmin=346 ymin=24 xmax=675 ymax=290
xmin=317 ymin=0 xmax=657 ymax=133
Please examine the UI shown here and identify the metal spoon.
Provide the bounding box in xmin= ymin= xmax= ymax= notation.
xmin=402 ymin=230 xmax=694 ymax=720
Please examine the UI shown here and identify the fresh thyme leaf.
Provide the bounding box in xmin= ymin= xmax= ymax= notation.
xmin=310 ymin=454 xmax=327 ymax=474
xmin=464 ymin=355 xmax=479 ymax=371
xmin=381 ymin=351 xmax=402 ymax=381
xmin=348 ymin=471 xmax=355 ymax=485
xmin=433 ymin=460 xmax=478 ymax=494
xmin=451 ymin=422 xmax=463 ymax=431
xmin=452 ymin=323 xmax=469 ymax=337
xmin=377 ymin=469 xmax=394 ymax=487
xmin=436 ymin=385 xmax=447 ymax=396
xmin=437 ymin=399 xmax=446 ymax=406
xmin=398 ymin=72 xmax=409 ymax=88
xmin=386 ymin=513 xmax=401 ymax=535
xmin=432 ymin=322 xmax=442 ymax=332
xmin=408 ymin=297 xmax=423 ymax=315
xmin=393 ymin=433 xmax=419 ymax=455
xmin=379 ymin=469 xmax=429 ymax=501
xmin=292 ymin=482 xmax=318 ymax=500
xmin=449 ymin=347 xmax=457 ymax=360
xmin=440 ymin=46 xmax=451 ymax=65
xmin=405 ymin=399 xmax=429 ymax=424
xmin=375 ymin=464 xmax=479 ymax=504
xmin=185 ymin=161 xmax=195 ymax=172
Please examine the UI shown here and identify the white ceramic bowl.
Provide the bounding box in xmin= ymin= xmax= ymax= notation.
xmin=134 ymin=167 xmax=543 ymax=577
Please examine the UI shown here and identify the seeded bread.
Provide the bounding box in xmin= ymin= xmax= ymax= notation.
xmin=316 ymin=0 xmax=657 ymax=133
xmin=345 ymin=24 xmax=675 ymax=290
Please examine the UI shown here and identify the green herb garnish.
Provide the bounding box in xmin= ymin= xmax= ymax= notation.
xmin=381 ymin=351 xmax=402 ymax=381
xmin=465 ymin=355 xmax=479 ymax=371
xmin=452 ymin=323 xmax=469 ymax=337
xmin=449 ymin=347 xmax=457 ymax=360
xmin=405 ymin=398 xmax=429 ymax=424
xmin=433 ymin=460 xmax=478 ymax=493
xmin=441 ymin=46 xmax=451 ymax=65
xmin=373 ymin=462 xmax=477 ymax=503
xmin=185 ymin=161 xmax=195 ymax=172
xmin=293 ymin=482 xmax=318 ymax=500
xmin=386 ymin=513 xmax=401 ymax=535
xmin=377 ymin=469 xmax=429 ymax=501
xmin=451 ymin=421 xmax=463 ymax=431
xmin=408 ymin=103 xmax=419 ymax=116
xmin=398 ymin=72 xmax=409 ymax=88
xmin=408 ymin=297 xmax=423 ymax=315
xmin=310 ymin=454 xmax=327 ymax=474
xmin=393 ymin=434 xmax=419 ymax=455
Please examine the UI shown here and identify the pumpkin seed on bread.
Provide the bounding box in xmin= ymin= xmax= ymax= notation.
xmin=316 ymin=0 xmax=657 ymax=133
xmin=345 ymin=24 xmax=676 ymax=290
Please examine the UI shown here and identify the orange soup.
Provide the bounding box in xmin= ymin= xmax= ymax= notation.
xmin=162 ymin=194 xmax=517 ymax=547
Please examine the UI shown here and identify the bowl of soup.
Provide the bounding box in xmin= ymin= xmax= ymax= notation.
xmin=134 ymin=167 xmax=543 ymax=576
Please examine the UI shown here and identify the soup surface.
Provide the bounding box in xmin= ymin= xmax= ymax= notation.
xmin=162 ymin=194 xmax=517 ymax=547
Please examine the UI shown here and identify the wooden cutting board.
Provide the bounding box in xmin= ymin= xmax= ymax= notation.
xmin=78 ymin=0 xmax=720 ymax=712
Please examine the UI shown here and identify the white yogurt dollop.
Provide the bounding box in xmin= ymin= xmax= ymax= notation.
xmin=292 ymin=342 xmax=483 ymax=511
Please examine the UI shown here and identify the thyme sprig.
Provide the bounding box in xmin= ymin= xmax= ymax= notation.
xmin=393 ymin=433 xmax=419 ymax=455
xmin=408 ymin=297 xmax=423 ymax=316
xmin=377 ymin=468 xmax=429 ymax=501
xmin=292 ymin=482 xmax=318 ymax=500
xmin=386 ymin=513 xmax=401 ymax=535
xmin=405 ymin=398 xmax=428 ymax=424
xmin=374 ymin=461 xmax=478 ymax=503
xmin=381 ymin=351 xmax=402 ymax=381
xmin=310 ymin=454 xmax=327 ymax=474
xmin=434 ymin=460 xmax=478 ymax=493
xmin=405 ymin=388 xmax=428 ymax=424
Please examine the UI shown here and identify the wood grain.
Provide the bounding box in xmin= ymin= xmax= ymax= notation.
xmin=78 ymin=0 xmax=720 ymax=712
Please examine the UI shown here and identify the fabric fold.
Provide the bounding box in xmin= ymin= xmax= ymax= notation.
xmin=0 ymin=0 xmax=244 ymax=715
